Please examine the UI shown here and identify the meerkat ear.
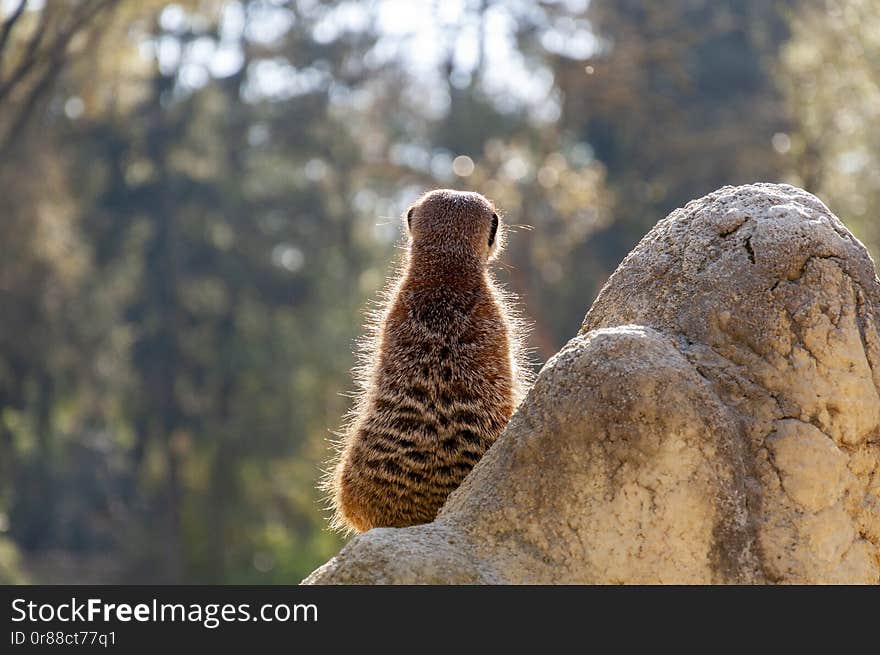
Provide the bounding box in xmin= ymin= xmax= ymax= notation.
xmin=488 ymin=212 xmax=499 ymax=247
xmin=406 ymin=207 xmax=414 ymax=231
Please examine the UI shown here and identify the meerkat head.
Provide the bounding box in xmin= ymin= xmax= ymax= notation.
xmin=404 ymin=189 xmax=504 ymax=264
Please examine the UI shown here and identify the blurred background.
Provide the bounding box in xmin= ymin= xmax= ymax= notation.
xmin=0 ymin=0 xmax=877 ymax=584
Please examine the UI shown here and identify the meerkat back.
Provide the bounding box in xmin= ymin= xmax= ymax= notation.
xmin=325 ymin=189 xmax=530 ymax=533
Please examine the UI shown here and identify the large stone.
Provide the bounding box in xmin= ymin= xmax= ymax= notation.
xmin=304 ymin=184 xmax=880 ymax=584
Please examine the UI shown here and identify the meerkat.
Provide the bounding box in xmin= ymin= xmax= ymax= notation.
xmin=325 ymin=189 xmax=531 ymax=533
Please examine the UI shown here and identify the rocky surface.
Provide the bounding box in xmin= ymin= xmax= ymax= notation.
xmin=305 ymin=184 xmax=880 ymax=584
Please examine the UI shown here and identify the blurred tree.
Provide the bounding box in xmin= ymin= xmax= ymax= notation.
xmin=779 ymin=0 xmax=880 ymax=254
xmin=0 ymin=0 xmax=119 ymax=154
xmin=552 ymin=0 xmax=797 ymax=270
xmin=41 ymin=0 xmax=402 ymax=582
xmin=1 ymin=0 xmax=360 ymax=583
xmin=0 ymin=0 xmax=127 ymax=585
xmin=0 ymin=536 xmax=28 ymax=583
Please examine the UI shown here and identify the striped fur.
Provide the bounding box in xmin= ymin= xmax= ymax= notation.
xmin=324 ymin=189 xmax=531 ymax=533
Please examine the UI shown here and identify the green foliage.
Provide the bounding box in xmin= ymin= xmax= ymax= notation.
xmin=0 ymin=536 xmax=28 ymax=584
xmin=779 ymin=0 xmax=880 ymax=254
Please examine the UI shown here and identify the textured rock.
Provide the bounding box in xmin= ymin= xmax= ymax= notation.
xmin=305 ymin=184 xmax=880 ymax=584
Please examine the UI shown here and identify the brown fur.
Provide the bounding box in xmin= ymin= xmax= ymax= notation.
xmin=324 ymin=189 xmax=531 ymax=533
